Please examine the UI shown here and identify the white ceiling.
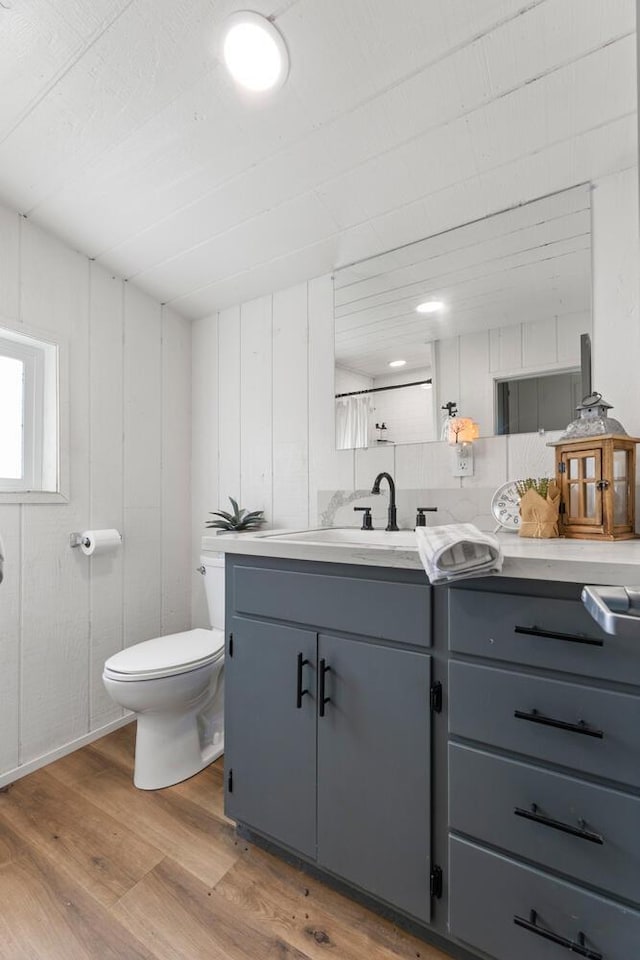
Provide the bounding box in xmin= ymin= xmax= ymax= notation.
xmin=334 ymin=184 xmax=591 ymax=378
xmin=0 ymin=0 xmax=636 ymax=320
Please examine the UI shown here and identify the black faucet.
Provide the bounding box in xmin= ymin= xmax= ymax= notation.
xmin=371 ymin=472 xmax=398 ymax=531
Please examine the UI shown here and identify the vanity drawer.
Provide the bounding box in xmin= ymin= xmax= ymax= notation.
xmin=449 ymin=661 xmax=640 ymax=787
xmin=448 ymin=588 xmax=639 ymax=685
xmin=449 ymin=743 xmax=640 ymax=904
xmin=232 ymin=565 xmax=431 ymax=647
xmin=450 ymin=837 xmax=640 ymax=960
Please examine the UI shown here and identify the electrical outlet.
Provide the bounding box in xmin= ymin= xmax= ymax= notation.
xmin=451 ymin=443 xmax=474 ymax=477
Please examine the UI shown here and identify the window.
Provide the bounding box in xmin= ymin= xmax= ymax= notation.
xmin=0 ymin=326 xmax=59 ymax=495
xmin=495 ymin=370 xmax=582 ymax=436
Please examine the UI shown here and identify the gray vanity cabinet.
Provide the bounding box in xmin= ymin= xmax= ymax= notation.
xmin=447 ymin=582 xmax=640 ymax=960
xmin=316 ymin=632 xmax=432 ymax=921
xmin=224 ymin=557 xmax=434 ymax=925
xmin=224 ymin=616 xmax=317 ymax=858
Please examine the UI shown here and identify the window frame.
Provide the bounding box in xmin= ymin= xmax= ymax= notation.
xmin=0 ymin=336 xmax=45 ymax=492
xmin=0 ymin=322 xmax=66 ymax=504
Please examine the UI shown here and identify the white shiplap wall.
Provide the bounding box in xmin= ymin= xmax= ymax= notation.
xmin=192 ymin=168 xmax=640 ymax=624
xmin=0 ymin=204 xmax=192 ymax=785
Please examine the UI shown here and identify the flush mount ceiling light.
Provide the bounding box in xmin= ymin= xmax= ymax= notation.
xmin=222 ymin=11 xmax=289 ymax=92
xmin=416 ymin=300 xmax=444 ymax=314
xmin=389 ymin=359 xmax=407 ymax=368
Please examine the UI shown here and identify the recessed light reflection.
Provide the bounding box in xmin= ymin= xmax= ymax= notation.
xmin=416 ymin=300 xmax=444 ymax=314
xmin=389 ymin=359 xmax=407 ymax=368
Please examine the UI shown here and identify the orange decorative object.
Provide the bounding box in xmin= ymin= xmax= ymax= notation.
xmin=447 ymin=417 xmax=479 ymax=444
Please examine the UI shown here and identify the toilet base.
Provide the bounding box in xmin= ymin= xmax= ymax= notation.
xmin=103 ymin=644 xmax=225 ymax=791
xmin=133 ymin=707 xmax=224 ymax=790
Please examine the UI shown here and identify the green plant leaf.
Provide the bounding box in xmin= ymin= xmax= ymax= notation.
xmin=206 ymin=496 xmax=266 ymax=530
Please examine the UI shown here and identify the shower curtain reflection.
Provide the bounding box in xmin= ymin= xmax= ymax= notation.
xmin=336 ymin=394 xmax=373 ymax=450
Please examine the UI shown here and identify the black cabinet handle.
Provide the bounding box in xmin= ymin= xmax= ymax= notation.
xmin=319 ymin=658 xmax=331 ymax=717
xmin=296 ymin=652 xmax=310 ymax=709
xmin=514 ymin=709 xmax=603 ymax=739
xmin=514 ymin=804 xmax=604 ymax=845
xmin=514 ymin=624 xmax=603 ymax=647
xmin=514 ymin=910 xmax=602 ymax=959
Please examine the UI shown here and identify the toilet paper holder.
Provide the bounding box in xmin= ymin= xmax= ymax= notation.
xmin=69 ymin=530 xmax=123 ymax=550
xmin=69 ymin=532 xmax=90 ymax=548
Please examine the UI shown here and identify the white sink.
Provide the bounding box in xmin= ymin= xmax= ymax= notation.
xmin=265 ymin=528 xmax=418 ymax=548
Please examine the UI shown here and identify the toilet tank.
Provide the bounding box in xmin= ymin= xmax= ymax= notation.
xmin=201 ymin=553 xmax=225 ymax=630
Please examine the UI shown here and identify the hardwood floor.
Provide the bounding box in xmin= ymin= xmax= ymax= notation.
xmin=0 ymin=725 xmax=452 ymax=960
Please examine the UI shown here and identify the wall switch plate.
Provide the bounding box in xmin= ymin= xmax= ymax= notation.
xmin=451 ymin=442 xmax=474 ymax=477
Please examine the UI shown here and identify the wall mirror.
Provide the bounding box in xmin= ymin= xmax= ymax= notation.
xmin=0 ymin=322 xmax=65 ymax=501
xmin=333 ymin=184 xmax=591 ymax=449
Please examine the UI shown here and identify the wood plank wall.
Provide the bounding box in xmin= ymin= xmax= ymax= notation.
xmin=0 ymin=206 xmax=192 ymax=785
xmin=191 ymin=168 xmax=640 ymax=626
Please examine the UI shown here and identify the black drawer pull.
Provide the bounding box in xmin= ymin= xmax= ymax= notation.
xmin=514 ymin=625 xmax=603 ymax=647
xmin=514 ymin=804 xmax=604 ymax=845
xmin=296 ymin=652 xmax=310 ymax=709
xmin=319 ymin=659 xmax=331 ymax=717
xmin=514 ymin=709 xmax=604 ymax=739
xmin=514 ymin=909 xmax=602 ymax=959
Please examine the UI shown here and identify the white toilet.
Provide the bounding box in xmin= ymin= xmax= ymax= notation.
xmin=103 ymin=553 xmax=225 ymax=790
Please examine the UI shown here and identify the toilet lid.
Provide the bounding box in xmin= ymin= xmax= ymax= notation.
xmin=103 ymin=628 xmax=224 ymax=681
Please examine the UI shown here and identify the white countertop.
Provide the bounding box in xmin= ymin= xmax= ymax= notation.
xmin=202 ymin=529 xmax=640 ymax=586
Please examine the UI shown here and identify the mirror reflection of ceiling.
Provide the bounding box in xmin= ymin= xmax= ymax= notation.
xmin=334 ymin=185 xmax=590 ymax=380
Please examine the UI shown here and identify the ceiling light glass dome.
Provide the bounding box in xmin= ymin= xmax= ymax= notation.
xmin=222 ymin=12 xmax=289 ymax=92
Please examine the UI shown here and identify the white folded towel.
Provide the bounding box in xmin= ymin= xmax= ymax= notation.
xmin=416 ymin=523 xmax=503 ymax=585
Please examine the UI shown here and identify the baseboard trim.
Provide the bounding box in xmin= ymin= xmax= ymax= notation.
xmin=0 ymin=714 xmax=134 ymax=789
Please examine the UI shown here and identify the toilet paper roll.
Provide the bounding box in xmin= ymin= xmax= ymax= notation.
xmin=80 ymin=529 xmax=122 ymax=556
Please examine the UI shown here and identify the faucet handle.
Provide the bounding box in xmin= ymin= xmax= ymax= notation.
xmin=354 ymin=507 xmax=374 ymax=530
xmin=416 ymin=507 xmax=438 ymax=527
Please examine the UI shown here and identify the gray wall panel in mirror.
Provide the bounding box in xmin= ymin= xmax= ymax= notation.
xmin=333 ymin=184 xmax=592 ymax=449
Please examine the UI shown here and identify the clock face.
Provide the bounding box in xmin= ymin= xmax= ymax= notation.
xmin=491 ymin=481 xmax=521 ymax=530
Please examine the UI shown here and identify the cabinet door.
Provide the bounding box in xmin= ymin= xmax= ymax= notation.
xmin=316 ymin=634 xmax=432 ymax=922
xmin=225 ymin=616 xmax=317 ymax=859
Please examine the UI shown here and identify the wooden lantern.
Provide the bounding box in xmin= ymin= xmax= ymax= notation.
xmin=548 ymin=394 xmax=639 ymax=540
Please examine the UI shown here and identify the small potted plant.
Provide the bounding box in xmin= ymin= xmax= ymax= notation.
xmin=205 ymin=497 xmax=265 ymax=533
xmin=516 ymin=478 xmax=560 ymax=539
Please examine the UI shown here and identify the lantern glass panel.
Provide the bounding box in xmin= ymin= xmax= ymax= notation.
xmin=614 ymin=482 xmax=628 ymax=524
xmin=569 ymin=458 xmax=579 ymax=479
xmin=614 ymin=449 xmax=628 ymax=480
xmin=569 ymin=484 xmax=580 ymax=516
xmin=585 ymin=456 xmax=596 ymax=478
xmin=586 ymin=483 xmax=596 ymax=518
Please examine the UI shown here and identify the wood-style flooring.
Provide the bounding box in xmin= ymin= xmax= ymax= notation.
xmin=0 ymin=724 xmax=452 ymax=960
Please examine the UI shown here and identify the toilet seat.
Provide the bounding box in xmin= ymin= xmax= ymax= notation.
xmin=103 ymin=628 xmax=224 ymax=682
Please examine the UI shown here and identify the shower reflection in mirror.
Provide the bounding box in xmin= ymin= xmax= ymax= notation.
xmin=335 ymin=368 xmax=435 ymax=449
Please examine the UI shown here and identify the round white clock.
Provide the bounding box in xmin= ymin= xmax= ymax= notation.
xmin=491 ymin=481 xmax=521 ymax=531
